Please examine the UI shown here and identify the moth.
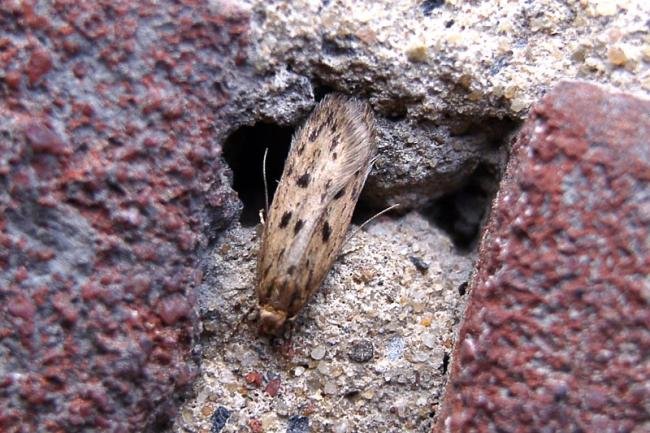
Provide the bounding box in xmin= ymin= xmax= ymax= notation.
xmin=256 ymin=94 xmax=376 ymax=335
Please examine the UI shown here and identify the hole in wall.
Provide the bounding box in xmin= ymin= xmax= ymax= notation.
xmin=351 ymin=200 xmax=377 ymax=226
xmin=222 ymin=123 xmax=293 ymax=226
xmin=385 ymin=103 xmax=408 ymax=122
xmin=426 ymin=163 xmax=500 ymax=251
xmin=223 ymin=99 xmax=382 ymax=229
xmin=313 ymin=82 xmax=336 ymax=102
xmin=350 ymin=197 xmax=401 ymax=227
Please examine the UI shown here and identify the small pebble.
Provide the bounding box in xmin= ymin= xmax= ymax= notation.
xmin=406 ymin=45 xmax=428 ymax=63
xmin=421 ymin=333 xmax=436 ymax=349
xmin=248 ymin=419 xmax=263 ymax=433
xmin=265 ymin=378 xmax=281 ymax=397
xmin=310 ymin=345 xmax=326 ymax=360
xmin=409 ymin=256 xmax=429 ymax=273
xmin=210 ymin=406 xmax=231 ymax=433
xmin=276 ymin=401 xmax=290 ymax=417
xmin=181 ymin=407 xmax=195 ymax=423
xmin=244 ymin=371 xmax=263 ymax=387
xmin=323 ymin=381 xmax=337 ymax=395
xmin=287 ymin=415 xmax=309 ymax=433
xmin=317 ymin=361 xmax=331 ymax=375
xmin=261 ymin=412 xmax=279 ymax=429
xmin=348 ymin=340 xmax=374 ymax=363
xmin=387 ymin=336 xmax=405 ymax=361
xmin=201 ymin=403 xmax=214 ymax=417
xmin=607 ymin=45 xmax=628 ymax=66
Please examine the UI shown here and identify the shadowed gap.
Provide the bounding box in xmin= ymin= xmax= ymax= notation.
xmin=425 ymin=163 xmax=500 ymax=251
xmin=223 ymin=123 xmax=293 ymax=226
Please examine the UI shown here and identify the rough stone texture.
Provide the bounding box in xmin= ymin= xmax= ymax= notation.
xmin=2 ymin=1 xmax=649 ymax=433
xmin=245 ymin=0 xmax=650 ymax=209
xmin=435 ymin=82 xmax=650 ymax=433
xmin=0 ymin=2 xmax=246 ymax=432
xmin=175 ymin=213 xmax=473 ymax=433
xmin=178 ymin=1 xmax=649 ymax=432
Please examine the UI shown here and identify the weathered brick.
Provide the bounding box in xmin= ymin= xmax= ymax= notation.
xmin=436 ymin=82 xmax=650 ymax=433
xmin=0 ymin=2 xmax=246 ymax=432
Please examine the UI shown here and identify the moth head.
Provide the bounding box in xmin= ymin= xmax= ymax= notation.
xmin=258 ymin=305 xmax=287 ymax=336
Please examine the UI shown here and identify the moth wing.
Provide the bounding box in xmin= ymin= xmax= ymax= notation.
xmin=283 ymin=96 xmax=375 ymax=265
xmin=257 ymin=95 xmax=375 ymax=317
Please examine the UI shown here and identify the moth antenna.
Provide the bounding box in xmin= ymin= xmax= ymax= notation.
xmin=345 ymin=203 xmax=400 ymax=244
xmin=262 ymin=147 xmax=270 ymax=218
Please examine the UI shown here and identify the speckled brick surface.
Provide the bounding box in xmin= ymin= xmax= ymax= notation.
xmin=0 ymin=2 xmax=246 ymax=432
xmin=435 ymin=82 xmax=650 ymax=433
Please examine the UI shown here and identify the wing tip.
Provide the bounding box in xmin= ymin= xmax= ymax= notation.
xmin=320 ymin=93 xmax=377 ymax=157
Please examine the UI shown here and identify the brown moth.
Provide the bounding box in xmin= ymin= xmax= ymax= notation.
xmin=256 ymin=94 xmax=376 ymax=335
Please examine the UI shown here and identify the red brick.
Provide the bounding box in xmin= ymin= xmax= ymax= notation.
xmin=435 ymin=82 xmax=650 ymax=433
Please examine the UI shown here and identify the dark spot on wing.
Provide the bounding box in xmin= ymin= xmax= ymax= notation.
xmin=322 ymin=221 xmax=331 ymax=242
xmin=280 ymin=211 xmax=292 ymax=228
xmin=309 ymin=122 xmax=326 ymax=141
xmin=325 ymin=111 xmax=334 ymax=126
xmin=294 ymin=219 xmax=304 ymax=234
xmin=333 ymin=188 xmax=345 ymax=199
xmin=297 ymin=173 xmax=310 ymax=188
xmin=332 ymin=152 xmax=338 ymax=160
xmin=287 ymin=265 xmax=295 ymax=275
xmin=330 ymin=135 xmax=340 ymax=150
